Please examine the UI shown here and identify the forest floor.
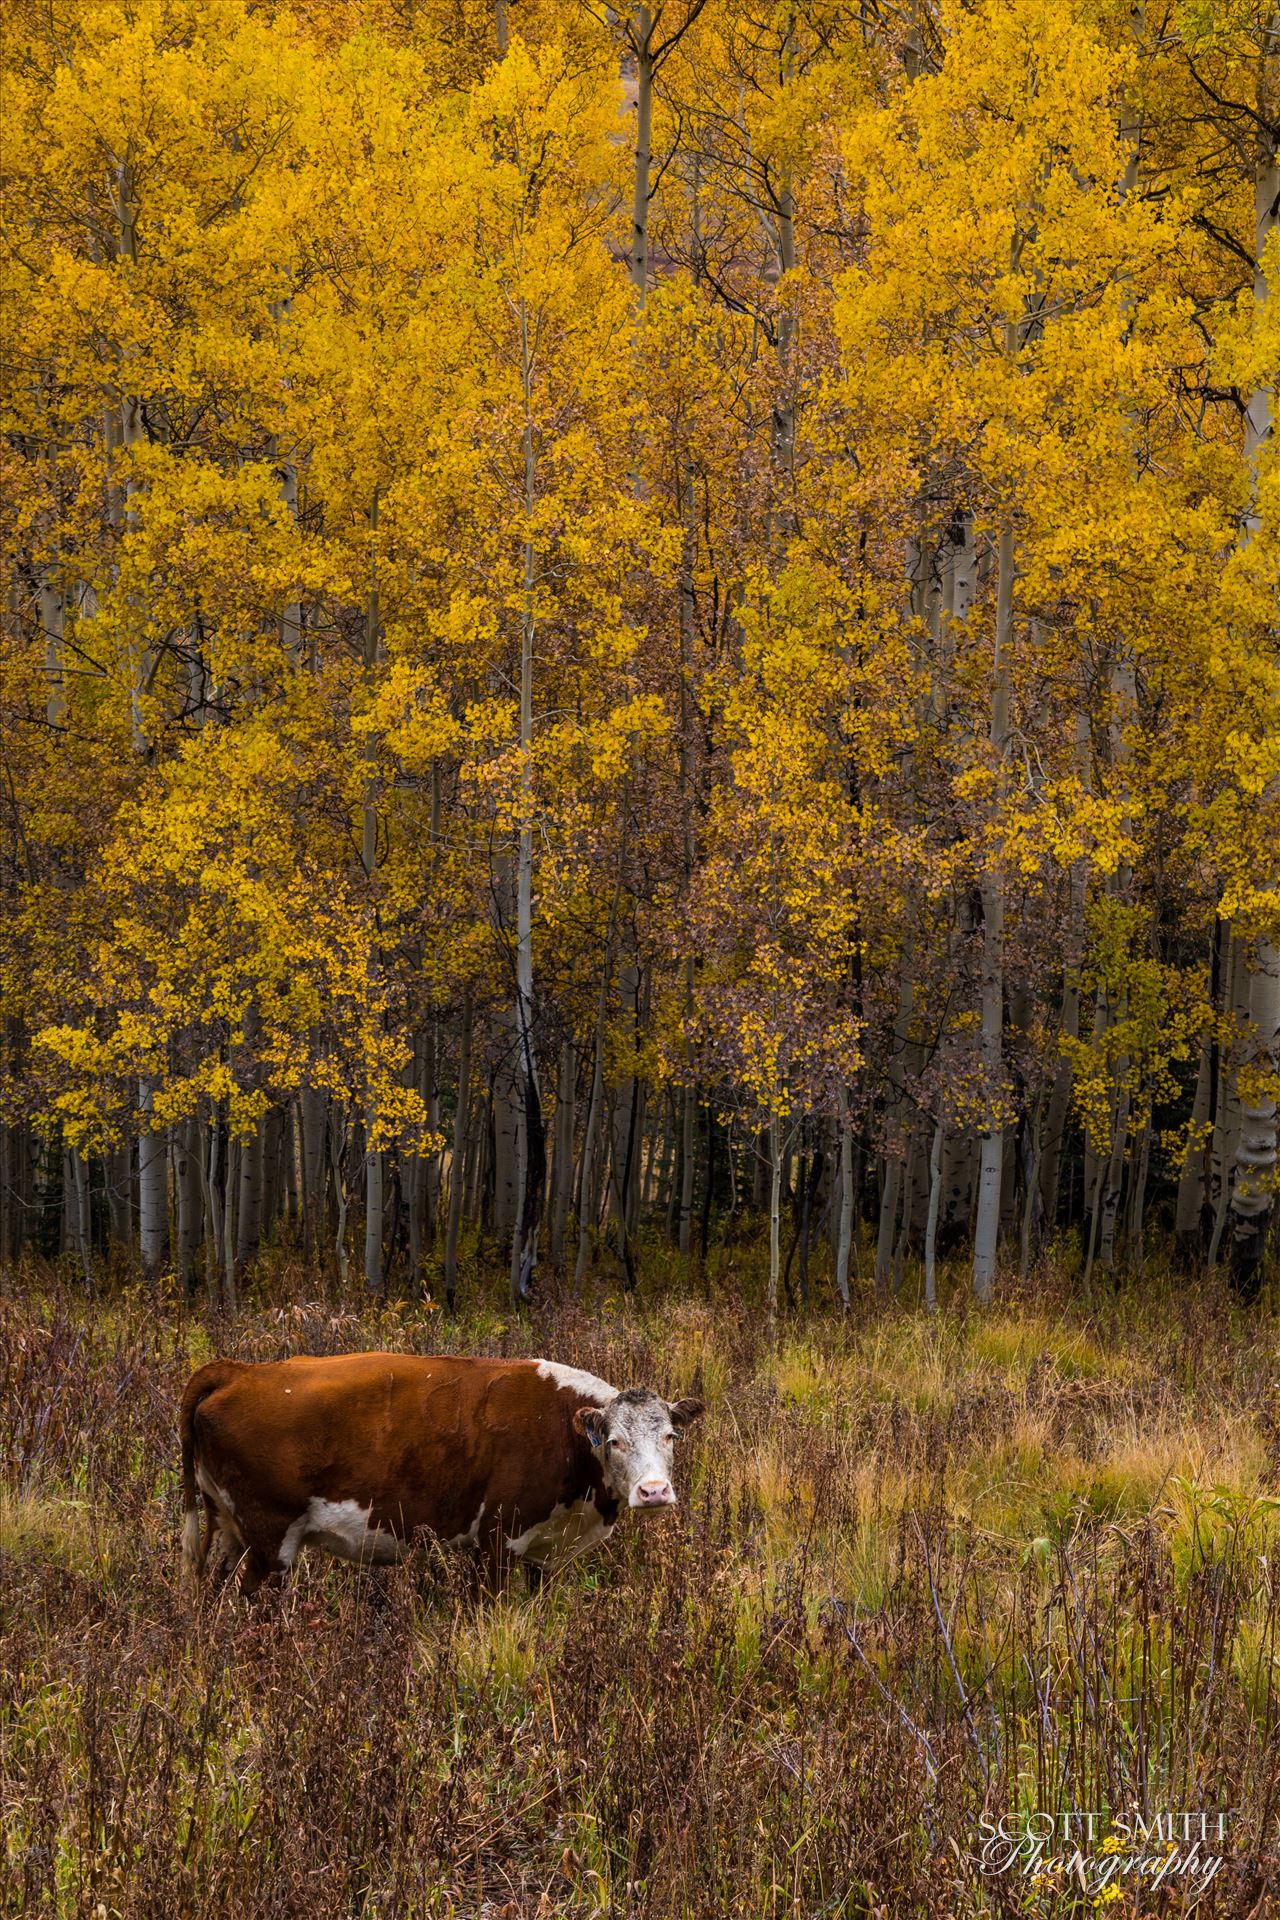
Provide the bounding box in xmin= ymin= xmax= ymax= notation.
xmin=2 ymin=1249 xmax=1279 ymax=1918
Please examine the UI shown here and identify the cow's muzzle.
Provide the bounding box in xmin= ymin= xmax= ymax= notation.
xmin=632 ymin=1479 xmax=677 ymax=1509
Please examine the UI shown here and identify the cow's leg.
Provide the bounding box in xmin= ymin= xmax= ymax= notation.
xmin=523 ymin=1559 xmax=546 ymax=1596
xmin=229 ymin=1511 xmax=292 ymax=1600
xmin=236 ymin=1552 xmax=274 ymax=1600
xmin=200 ymin=1502 xmax=217 ymax=1573
xmin=200 ymin=1501 xmax=244 ymax=1591
xmin=237 ymin=1537 xmax=290 ymax=1599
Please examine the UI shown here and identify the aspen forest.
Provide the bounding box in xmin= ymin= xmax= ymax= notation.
xmin=3 ymin=0 xmax=1280 ymax=1315
xmin=6 ymin=5 xmax=1280 ymax=1917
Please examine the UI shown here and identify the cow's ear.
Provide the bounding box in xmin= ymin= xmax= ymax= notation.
xmin=573 ymin=1405 xmax=607 ymax=1448
xmin=669 ymin=1397 xmax=705 ymax=1430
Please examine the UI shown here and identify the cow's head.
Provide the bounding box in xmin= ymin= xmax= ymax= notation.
xmin=573 ymin=1388 xmax=705 ymax=1509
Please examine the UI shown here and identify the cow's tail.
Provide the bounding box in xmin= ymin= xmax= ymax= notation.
xmin=179 ymin=1361 xmax=238 ymax=1582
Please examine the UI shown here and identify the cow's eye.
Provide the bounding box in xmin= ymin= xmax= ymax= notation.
xmin=663 ymin=1432 xmax=675 ymax=1445
xmin=610 ymin=1437 xmax=628 ymax=1452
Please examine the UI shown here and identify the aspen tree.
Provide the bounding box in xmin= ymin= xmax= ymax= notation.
xmin=5 ymin=0 xmax=1280 ymax=1307
xmin=363 ymin=498 xmax=384 ymax=1295
xmin=1226 ymin=9 xmax=1280 ymax=1286
xmin=972 ymin=526 xmax=1014 ymax=1301
xmin=444 ymin=993 xmax=473 ymax=1310
xmin=581 ymin=3 xmax=710 ymax=302
xmin=118 ymin=143 xmax=168 ymax=1288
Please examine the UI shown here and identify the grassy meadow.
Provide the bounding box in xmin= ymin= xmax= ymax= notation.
xmin=2 ymin=1251 xmax=1279 ymax=1918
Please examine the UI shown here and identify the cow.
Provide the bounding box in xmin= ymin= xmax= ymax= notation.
xmin=179 ymin=1352 xmax=704 ymax=1594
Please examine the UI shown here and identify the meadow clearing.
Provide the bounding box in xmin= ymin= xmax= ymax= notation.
xmin=2 ymin=1252 xmax=1278 ymax=1919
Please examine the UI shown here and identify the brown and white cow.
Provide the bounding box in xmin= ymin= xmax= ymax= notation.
xmin=179 ymin=1352 xmax=704 ymax=1592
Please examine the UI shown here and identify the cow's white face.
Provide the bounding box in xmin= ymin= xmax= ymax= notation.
xmin=573 ymin=1388 xmax=705 ymax=1509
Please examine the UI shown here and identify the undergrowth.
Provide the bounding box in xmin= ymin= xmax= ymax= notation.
xmin=1 ymin=1253 xmax=1278 ymax=1916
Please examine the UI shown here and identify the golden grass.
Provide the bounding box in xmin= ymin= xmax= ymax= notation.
xmin=447 ymin=1591 xmax=549 ymax=1696
xmin=747 ymin=1311 xmax=1276 ymax=1604
xmin=858 ymin=1316 xmax=957 ymax=1412
xmin=663 ymin=1301 xmax=732 ymax=1404
xmin=965 ymin=1310 xmax=1113 ymax=1381
xmin=0 ymin=1488 xmax=120 ymax=1577
xmin=958 ymin=1409 xmax=1059 ymax=1534
xmin=1232 ymin=1602 xmax=1280 ymax=1728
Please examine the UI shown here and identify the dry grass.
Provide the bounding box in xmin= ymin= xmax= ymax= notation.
xmin=1 ymin=1258 xmax=1278 ymax=1916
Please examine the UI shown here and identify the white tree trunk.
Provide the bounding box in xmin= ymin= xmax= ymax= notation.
xmin=221 ymin=1133 xmax=239 ymax=1308
xmin=175 ymin=1115 xmax=202 ymax=1298
xmin=550 ymin=1038 xmax=575 ymax=1266
xmin=425 ymin=1015 xmax=442 ymax=1235
xmin=1096 ymin=1062 xmax=1131 ymax=1271
xmin=874 ymin=1154 xmax=901 ymax=1299
xmin=631 ymin=18 xmax=653 ymax=305
xmin=106 ymin=1144 xmax=131 ymax=1252
xmin=574 ymin=971 xmax=608 ymax=1292
xmin=923 ymin=1119 xmax=943 ymax=1313
xmin=1126 ymin=1116 xmax=1152 ymax=1270
xmin=200 ymin=1107 xmax=221 ymax=1287
xmin=972 ymin=524 xmax=1015 ymax=1301
xmin=1227 ymin=105 xmax=1280 ymax=1285
xmin=300 ymin=1083 xmax=326 ymax=1258
xmin=770 ymin=15 xmax=797 ymax=491
xmin=608 ymin=963 xmax=641 ymax=1289
xmin=443 ymin=992 xmax=473 ymax=1309
xmin=1175 ymin=1037 xmax=1213 ymax=1239
xmin=875 ymin=955 xmax=913 ymax=1296
xmin=678 ymin=1075 xmax=696 ymax=1257
xmin=363 ymin=1134 xmax=383 ymax=1294
xmin=138 ymin=1081 xmax=168 ymax=1289
xmin=361 ymin=496 xmax=385 ymax=1294
xmin=111 ymin=153 xmax=152 ymax=754
xmin=1229 ymin=940 xmax=1280 ymax=1280
xmin=1209 ymin=935 xmax=1251 ymax=1266
xmin=40 ymin=575 xmax=67 ymax=729
xmin=835 ymin=1093 xmax=854 ymax=1309
xmin=236 ymin=1115 xmax=263 ymax=1271
xmin=406 ymin=1035 xmax=426 ymax=1284
xmin=492 ymin=1052 xmax=520 ymax=1244
xmin=768 ymin=1114 xmax=782 ymax=1323
xmin=67 ymin=1147 xmax=92 ymax=1292
xmin=511 ymin=328 xmax=543 ymax=1305
xmin=940 ymin=510 xmax=977 ymax=1237
xmin=329 ymin=1116 xmax=348 ymax=1291
xmin=1039 ymin=714 xmax=1090 ymax=1229
xmin=892 ymin=1127 xmax=918 ymax=1294
xmin=677 ymin=453 xmax=699 ymax=1263
xmin=261 ymin=1104 xmax=283 ymax=1243
xmin=271 ymin=305 xmax=304 ymax=667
